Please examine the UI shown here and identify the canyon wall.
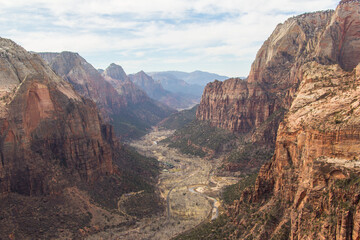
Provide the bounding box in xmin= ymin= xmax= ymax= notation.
xmin=38 ymin=53 xmax=175 ymax=138
xmin=197 ymin=10 xmax=334 ymax=144
xmin=0 ymin=38 xmax=115 ymax=196
xmin=225 ymin=1 xmax=360 ymax=239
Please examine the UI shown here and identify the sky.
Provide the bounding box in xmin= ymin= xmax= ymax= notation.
xmin=0 ymin=0 xmax=339 ymax=77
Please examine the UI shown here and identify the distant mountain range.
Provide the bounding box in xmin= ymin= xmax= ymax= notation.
xmin=147 ymin=71 xmax=230 ymax=101
xmin=149 ymin=70 xmax=229 ymax=86
xmin=128 ymin=71 xmax=198 ymax=110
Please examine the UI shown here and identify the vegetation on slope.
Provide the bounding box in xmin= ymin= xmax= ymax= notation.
xmin=112 ymin=101 xmax=175 ymax=139
xmin=162 ymin=120 xmax=237 ymax=157
xmin=85 ymin=145 xmax=163 ymax=213
xmin=159 ymin=105 xmax=198 ymax=130
xmin=222 ymin=143 xmax=274 ymax=173
xmin=0 ymin=146 xmax=163 ymax=239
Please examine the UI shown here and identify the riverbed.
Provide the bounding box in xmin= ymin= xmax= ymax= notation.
xmin=87 ymin=129 xmax=238 ymax=240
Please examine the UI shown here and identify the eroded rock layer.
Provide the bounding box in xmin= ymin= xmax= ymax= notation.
xmin=229 ymin=62 xmax=360 ymax=240
xmin=38 ymin=52 xmax=127 ymax=122
xmin=0 ymin=38 xmax=114 ymax=196
xmin=38 ymin=54 xmax=174 ymax=138
xmin=197 ymin=10 xmax=335 ymax=143
xmin=225 ymin=2 xmax=360 ymax=239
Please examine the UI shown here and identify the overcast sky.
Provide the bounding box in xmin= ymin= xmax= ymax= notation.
xmin=1 ymin=0 xmax=338 ymax=77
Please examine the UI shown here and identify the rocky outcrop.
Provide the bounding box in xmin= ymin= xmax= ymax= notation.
xmin=223 ymin=2 xmax=360 ymax=239
xmin=316 ymin=0 xmax=360 ymax=71
xmin=38 ymin=52 xmax=127 ymax=122
xmin=103 ymin=63 xmax=127 ymax=82
xmin=197 ymin=10 xmax=334 ymax=144
xmin=242 ymin=61 xmax=360 ymax=240
xmin=0 ymin=39 xmax=166 ymax=240
xmin=102 ymin=63 xmax=149 ymax=104
xmin=198 ymin=0 xmax=360 ymax=145
xmin=0 ymin=38 xmax=114 ymax=196
xmin=38 ymin=55 xmax=174 ymax=138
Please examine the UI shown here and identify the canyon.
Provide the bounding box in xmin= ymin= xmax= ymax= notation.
xmin=0 ymin=38 xmax=163 ymax=239
xmin=87 ymin=129 xmax=238 ymax=240
xmin=1 ymin=0 xmax=360 ymax=239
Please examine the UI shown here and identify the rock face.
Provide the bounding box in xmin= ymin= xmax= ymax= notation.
xmin=129 ymin=71 xmax=198 ymax=109
xmin=0 ymin=38 xmax=114 ymax=196
xmin=103 ymin=63 xmax=127 ymax=82
xmin=222 ymin=2 xmax=360 ymax=239
xmin=38 ymin=52 xmax=126 ymax=122
xmin=102 ymin=64 xmax=149 ymax=104
xmin=197 ymin=10 xmax=334 ymax=144
xmin=235 ymin=62 xmax=360 ymax=240
xmin=38 ymin=54 xmax=174 ymax=138
xmin=198 ymin=0 xmax=360 ymax=145
xmin=316 ymin=0 xmax=360 ymax=71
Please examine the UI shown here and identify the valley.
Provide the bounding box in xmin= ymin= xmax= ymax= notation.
xmin=87 ymin=129 xmax=238 ymax=240
xmin=2 ymin=1 xmax=360 ymax=239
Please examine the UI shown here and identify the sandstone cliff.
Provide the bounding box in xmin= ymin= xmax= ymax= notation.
xmin=227 ymin=62 xmax=360 ymax=239
xmin=0 ymin=38 xmax=114 ymax=196
xmin=38 ymin=52 xmax=127 ymax=122
xmin=38 ymin=54 xmax=174 ymax=138
xmin=197 ymin=9 xmax=334 ymax=144
xmin=0 ymin=39 xmax=163 ymax=239
xmin=224 ymin=1 xmax=360 ymax=239
xmin=176 ymin=1 xmax=360 ymax=239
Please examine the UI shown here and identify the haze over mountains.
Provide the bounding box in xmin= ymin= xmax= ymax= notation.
xmin=1 ymin=0 xmax=360 ymax=239
xmin=148 ymin=71 xmax=229 ymax=99
xmin=128 ymin=70 xmax=198 ymax=110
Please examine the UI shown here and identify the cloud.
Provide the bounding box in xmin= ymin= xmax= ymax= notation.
xmin=0 ymin=0 xmax=339 ymax=76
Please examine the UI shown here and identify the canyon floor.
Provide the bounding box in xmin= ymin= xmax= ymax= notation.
xmin=87 ymin=129 xmax=238 ymax=240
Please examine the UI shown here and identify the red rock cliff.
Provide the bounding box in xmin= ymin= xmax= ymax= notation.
xmin=197 ymin=10 xmax=334 ymax=143
xmin=0 ymin=38 xmax=114 ymax=196
xmin=225 ymin=2 xmax=360 ymax=239
xmin=38 ymin=52 xmax=127 ymax=123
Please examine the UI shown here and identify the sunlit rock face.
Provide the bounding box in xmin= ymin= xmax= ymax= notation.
xmin=38 ymin=52 xmax=127 ymax=122
xmin=197 ymin=10 xmax=334 ymax=144
xmin=0 ymin=38 xmax=114 ymax=196
xmin=222 ymin=2 xmax=360 ymax=239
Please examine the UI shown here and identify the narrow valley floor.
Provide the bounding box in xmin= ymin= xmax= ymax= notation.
xmin=87 ymin=129 xmax=238 ymax=240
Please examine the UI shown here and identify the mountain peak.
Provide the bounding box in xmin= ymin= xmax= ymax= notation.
xmin=104 ymin=63 xmax=127 ymax=81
